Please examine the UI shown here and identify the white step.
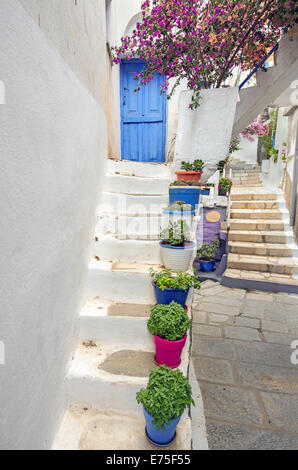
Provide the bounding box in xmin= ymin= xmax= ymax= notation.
xmin=53 ymin=405 xmax=191 ymax=450
xmin=104 ymin=174 xmax=171 ymax=195
xmin=96 ymin=213 xmax=198 ymax=238
xmin=94 ymin=234 xmax=162 ymax=264
xmin=100 ymin=192 xmax=169 ymax=215
xmin=80 ymin=298 xmax=152 ymax=348
xmin=86 ymin=260 xmax=160 ymax=304
xmin=107 ymin=159 xmax=173 ymax=179
xmin=66 ymin=340 xmax=189 ymax=413
xmin=80 ymin=295 xmax=193 ymax=348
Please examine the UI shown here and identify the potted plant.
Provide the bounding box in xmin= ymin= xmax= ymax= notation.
xmin=148 ymin=301 xmax=190 ymax=368
xmin=169 ymin=180 xmax=201 ymax=208
xmin=136 ymin=365 xmax=195 ymax=447
xmin=218 ymin=177 xmax=233 ymax=196
xmin=197 ymin=239 xmax=220 ymax=272
xmin=150 ymin=268 xmax=200 ymax=306
xmin=200 ymin=183 xmax=214 ymax=196
xmin=176 ymin=160 xmax=205 ymax=183
xmin=160 ymin=221 xmax=196 ymax=272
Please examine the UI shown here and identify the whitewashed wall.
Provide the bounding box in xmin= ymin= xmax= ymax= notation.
xmin=0 ymin=0 xmax=107 ymax=449
xmin=175 ymin=88 xmax=238 ymax=180
xmin=232 ymin=135 xmax=258 ymax=165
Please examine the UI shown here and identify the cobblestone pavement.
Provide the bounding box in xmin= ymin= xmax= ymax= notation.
xmin=191 ymin=281 xmax=298 ymax=450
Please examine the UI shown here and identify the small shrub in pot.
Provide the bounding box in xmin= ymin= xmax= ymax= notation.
xmin=136 ymin=365 xmax=195 ymax=446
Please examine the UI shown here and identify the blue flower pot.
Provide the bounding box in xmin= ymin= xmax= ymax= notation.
xmin=169 ymin=187 xmax=200 ymax=208
xmin=152 ymin=282 xmax=190 ymax=307
xmin=200 ymin=189 xmax=210 ymax=195
xmin=199 ymin=260 xmax=215 ymax=272
xmin=144 ymin=408 xmax=181 ymax=447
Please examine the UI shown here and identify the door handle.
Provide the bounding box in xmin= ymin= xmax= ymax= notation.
xmin=123 ymin=95 xmax=126 ymax=106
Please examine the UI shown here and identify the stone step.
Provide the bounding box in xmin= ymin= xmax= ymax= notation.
xmin=223 ymin=268 xmax=298 ymax=289
xmin=100 ymin=192 xmax=169 ymax=215
xmin=80 ymin=296 xmax=193 ymax=347
xmin=231 ymin=209 xmax=285 ymax=220
xmin=104 ymin=174 xmax=171 ymax=196
xmin=107 ymin=159 xmax=173 ymax=179
xmin=94 ymin=234 xmax=162 ymax=264
xmin=232 ymin=179 xmax=262 ymax=184
xmin=229 ymin=241 xmax=297 ymax=257
xmin=233 ymin=183 xmax=264 ymax=188
xmin=228 ymin=230 xmax=293 ymax=244
xmin=228 ymin=253 xmax=298 ymax=275
xmin=52 ymin=405 xmax=191 ymax=450
xmin=231 ymin=193 xmax=278 ymax=201
xmin=65 ymin=341 xmax=189 ymax=413
xmin=231 ymin=200 xmax=280 ymax=210
xmin=86 ymin=259 xmax=161 ymax=304
xmin=230 ymin=219 xmax=286 ymax=231
xmin=80 ymin=299 xmax=153 ymax=348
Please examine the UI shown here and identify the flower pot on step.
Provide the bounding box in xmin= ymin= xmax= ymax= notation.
xmin=152 ymin=281 xmax=190 ymax=307
xmin=199 ymin=260 xmax=215 ymax=272
xmin=160 ymin=241 xmax=196 ymax=272
xmin=169 ymin=187 xmax=200 ymax=208
xmin=144 ymin=407 xmax=181 ymax=447
xmin=175 ymin=170 xmax=202 ymax=183
xmin=154 ymin=334 xmax=187 ymax=369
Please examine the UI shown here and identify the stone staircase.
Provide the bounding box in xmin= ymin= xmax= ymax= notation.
xmin=223 ymin=167 xmax=298 ymax=293
xmin=52 ymin=160 xmax=195 ymax=450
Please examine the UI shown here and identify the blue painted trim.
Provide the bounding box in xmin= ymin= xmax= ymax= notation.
xmin=159 ymin=241 xmax=196 ymax=250
xmin=239 ymin=44 xmax=278 ymax=90
xmin=163 ymin=210 xmax=196 ymax=215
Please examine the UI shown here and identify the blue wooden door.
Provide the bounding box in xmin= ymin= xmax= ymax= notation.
xmin=120 ymin=61 xmax=167 ymax=162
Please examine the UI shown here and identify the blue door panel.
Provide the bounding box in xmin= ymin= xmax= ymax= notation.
xmin=121 ymin=61 xmax=166 ymax=162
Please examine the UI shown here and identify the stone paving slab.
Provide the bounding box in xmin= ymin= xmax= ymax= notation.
xmin=205 ymin=421 xmax=298 ymax=450
xmin=192 ymin=281 xmax=298 ymax=450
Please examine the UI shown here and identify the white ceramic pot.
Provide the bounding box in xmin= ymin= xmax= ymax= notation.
xmin=160 ymin=242 xmax=196 ymax=272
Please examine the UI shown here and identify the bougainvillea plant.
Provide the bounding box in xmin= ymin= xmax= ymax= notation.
xmin=241 ymin=117 xmax=270 ymax=142
xmin=112 ymin=0 xmax=297 ymax=108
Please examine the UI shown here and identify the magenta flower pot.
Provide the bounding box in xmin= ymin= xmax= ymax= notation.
xmin=154 ymin=334 xmax=187 ymax=369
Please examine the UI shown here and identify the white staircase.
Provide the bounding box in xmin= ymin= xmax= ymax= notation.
xmin=232 ymin=34 xmax=298 ymax=137
xmin=53 ymin=160 xmax=195 ymax=450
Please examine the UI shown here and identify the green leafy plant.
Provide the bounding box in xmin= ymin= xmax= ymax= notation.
xmin=165 ymin=201 xmax=194 ymax=212
xmin=160 ymin=220 xmax=190 ymax=247
xmin=170 ymin=180 xmax=214 ymax=188
xmin=218 ymin=177 xmax=233 ymax=194
xmin=181 ymin=160 xmax=205 ymax=172
xmin=136 ymin=365 xmax=195 ymax=430
xmin=149 ymin=268 xmax=200 ymax=291
xmin=181 ymin=161 xmax=193 ymax=171
xmin=148 ymin=301 xmax=190 ymax=341
xmin=260 ymin=108 xmax=279 ymax=162
xmin=197 ymin=239 xmax=220 ymax=261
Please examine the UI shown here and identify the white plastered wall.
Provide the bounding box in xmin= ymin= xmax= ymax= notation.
xmin=0 ymin=0 xmax=107 ymax=449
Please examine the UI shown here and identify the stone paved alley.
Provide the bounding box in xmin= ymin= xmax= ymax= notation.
xmin=192 ymin=281 xmax=298 ymax=450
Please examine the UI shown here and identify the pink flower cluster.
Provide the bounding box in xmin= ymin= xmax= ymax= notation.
xmin=112 ymin=0 xmax=296 ymax=108
xmin=241 ymin=117 xmax=270 ymax=142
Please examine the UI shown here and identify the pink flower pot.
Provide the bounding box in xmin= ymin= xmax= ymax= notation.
xmin=154 ymin=334 xmax=187 ymax=369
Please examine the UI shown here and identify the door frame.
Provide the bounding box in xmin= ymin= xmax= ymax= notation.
xmin=120 ymin=59 xmax=167 ymax=162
